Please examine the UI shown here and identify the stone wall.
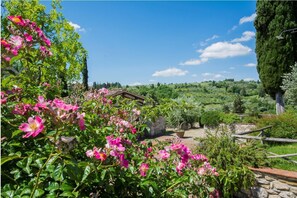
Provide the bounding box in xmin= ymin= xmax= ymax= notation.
xmin=237 ymin=168 xmax=297 ymax=198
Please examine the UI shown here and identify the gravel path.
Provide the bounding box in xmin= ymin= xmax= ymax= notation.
xmin=148 ymin=124 xmax=256 ymax=149
xmin=150 ymin=128 xmax=207 ymax=149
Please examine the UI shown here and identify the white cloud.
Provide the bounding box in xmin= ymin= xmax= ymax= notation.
xmin=229 ymin=67 xmax=235 ymax=70
xmin=192 ymin=74 xmax=197 ymax=77
xmin=229 ymin=13 xmax=256 ymax=33
xmin=244 ymin=78 xmax=255 ymax=81
xmin=181 ymin=42 xmax=251 ymax=67
xmin=149 ymin=79 xmax=156 ymax=82
xmin=220 ymin=71 xmax=231 ymax=74
xmin=199 ymin=42 xmax=252 ymax=59
xmin=228 ymin=25 xmax=238 ymax=33
xmin=244 ymin=63 xmax=257 ymax=67
xmin=129 ymin=82 xmax=142 ymax=86
xmin=179 ymin=59 xmax=206 ymax=66
xmin=152 ymin=68 xmax=188 ymax=77
xmin=231 ymin=31 xmax=255 ymax=42
xmin=199 ymin=42 xmax=207 ymax=47
xmin=202 ymin=73 xmax=212 ymax=77
xmin=202 ymin=73 xmax=223 ymax=79
xmin=69 ymin=21 xmax=86 ymax=32
xmin=206 ymin=35 xmax=219 ymax=42
xmin=200 ymin=35 xmax=219 ymax=46
xmin=239 ymin=13 xmax=257 ymax=24
xmin=214 ymin=74 xmax=223 ymax=78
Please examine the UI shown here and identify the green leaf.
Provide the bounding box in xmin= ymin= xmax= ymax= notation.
xmin=81 ymin=165 xmax=91 ymax=183
xmin=34 ymin=158 xmax=45 ymax=168
xmin=60 ymin=183 xmax=73 ymax=192
xmin=46 ymin=193 xmax=57 ymax=198
xmin=101 ymin=169 xmax=107 ymax=180
xmin=33 ymin=189 xmax=45 ymax=197
xmin=12 ymin=130 xmax=23 ymax=138
xmin=1 ymin=155 xmax=21 ymax=165
xmin=46 ymin=182 xmax=59 ymax=192
xmin=46 ymin=130 xmax=57 ymax=137
xmin=59 ymin=191 xmax=73 ymax=197
xmin=46 ymin=155 xmax=59 ymax=168
xmin=149 ymin=186 xmax=154 ymax=194
xmin=20 ymin=188 xmax=31 ymax=196
xmin=2 ymin=190 xmax=15 ymax=198
xmin=52 ymin=164 xmax=64 ymax=181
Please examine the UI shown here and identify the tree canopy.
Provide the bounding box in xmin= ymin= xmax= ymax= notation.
xmin=254 ymin=1 xmax=297 ymax=97
xmin=254 ymin=1 xmax=297 ymax=114
xmin=1 ymin=0 xmax=87 ymax=94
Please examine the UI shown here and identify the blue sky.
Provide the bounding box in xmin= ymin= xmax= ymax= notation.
xmin=43 ymin=1 xmax=258 ymax=86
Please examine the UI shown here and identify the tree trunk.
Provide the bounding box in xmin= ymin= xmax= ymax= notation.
xmin=276 ymin=92 xmax=285 ymax=115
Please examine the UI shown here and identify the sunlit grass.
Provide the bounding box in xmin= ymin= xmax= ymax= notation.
xmin=267 ymin=143 xmax=297 ymax=171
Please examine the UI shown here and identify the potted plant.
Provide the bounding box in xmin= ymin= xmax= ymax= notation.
xmin=174 ymin=121 xmax=187 ymax=138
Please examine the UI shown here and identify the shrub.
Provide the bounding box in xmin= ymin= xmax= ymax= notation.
xmin=233 ymin=95 xmax=245 ymax=114
xmin=242 ymin=116 xmax=259 ymax=124
xmin=220 ymin=113 xmax=240 ymax=125
xmin=195 ymin=131 xmax=269 ymax=197
xmin=200 ymin=111 xmax=221 ymax=128
xmin=1 ymin=86 xmax=218 ymax=197
xmin=256 ymin=110 xmax=297 ymax=139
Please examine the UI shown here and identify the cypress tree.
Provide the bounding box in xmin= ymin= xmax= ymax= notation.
xmin=82 ymin=55 xmax=89 ymax=91
xmin=254 ymin=1 xmax=297 ymax=114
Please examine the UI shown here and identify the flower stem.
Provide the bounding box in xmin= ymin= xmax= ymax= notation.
xmin=161 ymin=180 xmax=184 ymax=195
xmin=30 ymin=152 xmax=57 ymax=198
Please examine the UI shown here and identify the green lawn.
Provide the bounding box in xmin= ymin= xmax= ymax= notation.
xmin=267 ymin=143 xmax=297 ymax=171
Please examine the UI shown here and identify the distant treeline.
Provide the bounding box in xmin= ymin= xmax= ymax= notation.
xmin=92 ymin=82 xmax=122 ymax=89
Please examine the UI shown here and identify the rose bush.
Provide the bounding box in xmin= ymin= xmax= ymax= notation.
xmin=1 ymin=86 xmax=219 ymax=197
xmin=1 ymin=16 xmax=219 ymax=197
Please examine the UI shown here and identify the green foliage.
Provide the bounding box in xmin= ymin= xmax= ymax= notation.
xmin=233 ymin=95 xmax=245 ymax=114
xmin=220 ymin=113 xmax=240 ymax=125
xmin=164 ymin=98 xmax=201 ymax=129
xmin=254 ymin=1 xmax=297 ymax=98
xmin=282 ymin=63 xmax=297 ymax=107
xmin=200 ymin=111 xmax=221 ymax=128
xmin=82 ymin=55 xmax=89 ymax=91
xmin=1 ymin=0 xmax=87 ymax=92
xmin=1 ymin=86 xmax=217 ymax=197
xmin=195 ymin=131 xmax=269 ymax=197
xmin=222 ymin=104 xmax=230 ymax=113
xmin=241 ymin=116 xmax=259 ymax=124
xmin=256 ymin=110 xmax=297 ymax=139
xmin=127 ymin=80 xmax=275 ymax=115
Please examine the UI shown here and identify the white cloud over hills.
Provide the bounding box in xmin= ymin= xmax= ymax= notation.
xmin=152 ymin=68 xmax=188 ymax=77
xmin=181 ymin=42 xmax=251 ymax=66
xmin=199 ymin=42 xmax=251 ymax=59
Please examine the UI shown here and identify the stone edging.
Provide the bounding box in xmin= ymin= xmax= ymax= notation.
xmin=239 ymin=167 xmax=297 ymax=198
xmin=249 ymin=167 xmax=297 ymax=184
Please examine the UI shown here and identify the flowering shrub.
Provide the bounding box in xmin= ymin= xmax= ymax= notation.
xmin=1 ymin=16 xmax=218 ymax=197
xmin=1 ymin=86 xmax=219 ymax=197
xmin=1 ymin=16 xmax=52 ymax=64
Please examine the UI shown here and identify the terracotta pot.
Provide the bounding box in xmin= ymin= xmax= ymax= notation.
xmin=175 ymin=130 xmax=185 ymax=138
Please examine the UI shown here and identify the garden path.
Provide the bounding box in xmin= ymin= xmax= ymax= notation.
xmin=149 ymin=124 xmax=256 ymax=149
xmin=150 ymin=128 xmax=207 ymax=149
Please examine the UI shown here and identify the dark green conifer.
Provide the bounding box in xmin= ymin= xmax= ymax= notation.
xmin=254 ymin=1 xmax=297 ymax=114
